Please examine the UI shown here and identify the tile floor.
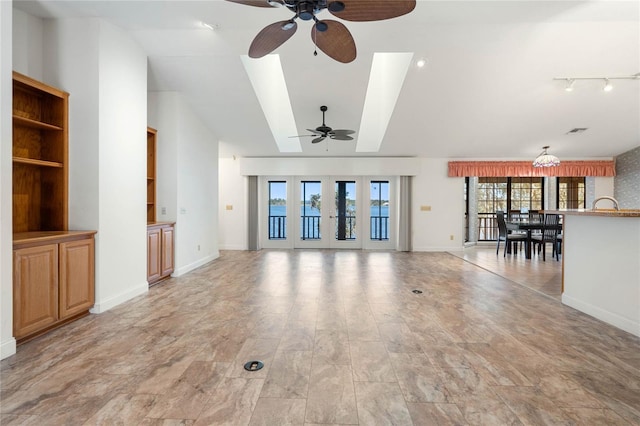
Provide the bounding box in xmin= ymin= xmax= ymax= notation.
xmin=1 ymin=250 xmax=639 ymax=425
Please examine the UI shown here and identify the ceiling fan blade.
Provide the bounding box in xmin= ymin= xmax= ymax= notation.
xmin=313 ymin=20 xmax=356 ymax=63
xmin=226 ymin=0 xmax=282 ymax=8
xmin=306 ymin=128 xmax=321 ymax=134
xmin=330 ymin=135 xmax=354 ymax=141
xmin=249 ymin=21 xmax=297 ymax=58
xmin=312 ymin=136 xmax=326 ymax=143
xmin=329 ymin=129 xmax=355 ymax=136
xmin=329 ymin=0 xmax=416 ymax=22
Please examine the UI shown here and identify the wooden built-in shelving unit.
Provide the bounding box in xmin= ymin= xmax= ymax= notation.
xmin=12 ymin=72 xmax=95 ymax=343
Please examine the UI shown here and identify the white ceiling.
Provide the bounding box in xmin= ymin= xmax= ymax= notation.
xmin=14 ymin=0 xmax=640 ymax=160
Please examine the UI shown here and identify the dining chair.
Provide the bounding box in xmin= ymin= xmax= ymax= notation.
xmin=532 ymin=213 xmax=561 ymax=261
xmin=496 ymin=211 xmax=527 ymax=257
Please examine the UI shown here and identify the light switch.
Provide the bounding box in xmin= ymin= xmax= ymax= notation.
xmin=180 ymin=207 xmax=186 ymax=214
xmin=226 ymin=205 xmax=233 ymax=210
xmin=420 ymin=205 xmax=432 ymax=211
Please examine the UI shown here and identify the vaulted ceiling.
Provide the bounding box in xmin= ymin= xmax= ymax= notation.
xmin=14 ymin=1 xmax=640 ymax=160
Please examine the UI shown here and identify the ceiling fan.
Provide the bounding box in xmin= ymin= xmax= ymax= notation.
xmin=226 ymin=0 xmax=416 ymax=63
xmin=294 ymin=105 xmax=355 ymax=143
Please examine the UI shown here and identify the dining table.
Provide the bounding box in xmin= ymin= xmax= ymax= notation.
xmin=505 ymin=218 xmax=544 ymax=259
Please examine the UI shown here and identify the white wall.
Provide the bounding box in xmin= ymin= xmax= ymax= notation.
xmin=94 ymin=20 xmax=148 ymax=311
xmin=148 ymin=92 xmax=220 ymax=274
xmin=12 ymin=8 xmax=42 ymax=79
xmin=412 ymin=158 xmax=466 ymax=251
xmin=218 ymin=156 xmax=465 ymax=251
xmin=219 ymin=157 xmax=247 ymax=250
xmin=1 ymin=0 xmax=16 ymax=359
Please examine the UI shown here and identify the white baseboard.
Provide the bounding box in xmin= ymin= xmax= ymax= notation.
xmin=90 ymin=282 xmax=149 ymax=314
xmin=413 ymin=246 xmax=462 ymax=252
xmin=218 ymin=244 xmax=246 ymax=250
xmin=172 ymin=252 xmax=219 ymax=277
xmin=562 ymin=294 xmax=640 ymax=337
xmin=1 ymin=337 xmax=17 ymax=360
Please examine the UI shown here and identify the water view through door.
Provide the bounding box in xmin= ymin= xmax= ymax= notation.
xmin=265 ymin=177 xmax=393 ymax=249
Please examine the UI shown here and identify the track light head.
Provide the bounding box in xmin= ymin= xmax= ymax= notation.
xmin=565 ymin=79 xmax=575 ymax=92
xmin=603 ymin=78 xmax=613 ymax=92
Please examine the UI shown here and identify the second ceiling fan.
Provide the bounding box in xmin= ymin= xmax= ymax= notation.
xmin=226 ymin=0 xmax=416 ymax=63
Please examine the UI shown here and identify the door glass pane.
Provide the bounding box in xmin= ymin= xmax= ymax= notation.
xmin=370 ymin=181 xmax=389 ymax=240
xmin=268 ymin=181 xmax=286 ymax=240
xmin=335 ymin=181 xmax=356 ymax=241
xmin=301 ymin=181 xmax=321 ymax=240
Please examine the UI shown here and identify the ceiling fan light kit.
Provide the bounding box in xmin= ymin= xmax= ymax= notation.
xmin=227 ymin=0 xmax=416 ymax=63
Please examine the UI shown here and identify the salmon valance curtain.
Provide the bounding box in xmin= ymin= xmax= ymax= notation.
xmin=447 ymin=160 xmax=616 ymax=177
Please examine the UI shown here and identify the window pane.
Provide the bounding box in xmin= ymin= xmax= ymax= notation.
xmin=335 ymin=181 xmax=356 ymax=240
xmin=268 ymin=181 xmax=286 ymax=240
xmin=301 ymin=181 xmax=321 ymax=240
xmin=370 ymin=181 xmax=389 ymax=240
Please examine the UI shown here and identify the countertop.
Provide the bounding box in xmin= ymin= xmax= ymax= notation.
xmin=544 ymin=209 xmax=640 ymax=218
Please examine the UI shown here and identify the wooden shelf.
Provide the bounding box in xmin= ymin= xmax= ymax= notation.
xmin=12 ymin=71 xmax=69 ymax=233
xmin=13 ymin=156 xmax=64 ymax=168
xmin=147 ymin=127 xmax=157 ymax=223
xmin=13 ymin=115 xmax=64 ymax=131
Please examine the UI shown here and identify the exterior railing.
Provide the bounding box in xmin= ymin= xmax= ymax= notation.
xmin=370 ymin=216 xmax=389 ymax=240
xmin=268 ymin=215 xmax=286 ymax=239
xmin=336 ymin=215 xmax=356 ymax=240
xmin=301 ymin=215 xmax=321 ymax=240
xmin=478 ymin=213 xmax=498 ymax=241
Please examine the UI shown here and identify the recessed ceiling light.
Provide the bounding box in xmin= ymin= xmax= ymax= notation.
xmin=416 ymin=58 xmax=427 ymax=68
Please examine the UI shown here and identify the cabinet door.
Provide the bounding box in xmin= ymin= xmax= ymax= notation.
xmin=160 ymin=226 xmax=174 ymax=278
xmin=147 ymin=227 xmax=161 ymax=283
xmin=59 ymin=238 xmax=95 ymax=318
xmin=13 ymin=244 xmax=59 ymax=338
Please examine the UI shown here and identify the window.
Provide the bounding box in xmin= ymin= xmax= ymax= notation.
xmin=510 ymin=177 xmax=543 ymax=212
xmin=268 ymin=181 xmax=286 ymax=239
xmin=301 ymin=181 xmax=322 ymax=240
xmin=476 ymin=177 xmax=544 ymax=241
xmin=557 ymin=177 xmax=585 ymax=209
xmin=370 ymin=181 xmax=389 ymax=240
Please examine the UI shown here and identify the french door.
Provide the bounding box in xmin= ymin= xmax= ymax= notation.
xmin=262 ymin=176 xmax=395 ymax=250
xmin=295 ymin=177 xmax=362 ymax=249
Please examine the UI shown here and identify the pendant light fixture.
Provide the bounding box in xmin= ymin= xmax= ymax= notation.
xmin=533 ymin=146 xmax=560 ymax=167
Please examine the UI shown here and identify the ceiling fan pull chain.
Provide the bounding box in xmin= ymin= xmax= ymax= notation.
xmin=313 ymin=26 xmax=318 ymax=56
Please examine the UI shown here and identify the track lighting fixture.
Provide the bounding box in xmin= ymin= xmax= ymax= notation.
xmin=564 ymin=79 xmax=575 ymax=92
xmin=553 ymin=73 xmax=639 ymax=92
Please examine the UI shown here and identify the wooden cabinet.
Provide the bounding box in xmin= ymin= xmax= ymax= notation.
xmin=59 ymin=238 xmax=95 ymax=318
xmin=12 ymin=73 xmax=96 ymax=342
xmin=147 ymin=223 xmax=174 ymax=286
xmin=13 ymin=244 xmax=59 ymax=339
xmin=147 ymin=127 xmax=157 ymax=223
xmin=13 ymin=232 xmax=96 ymax=341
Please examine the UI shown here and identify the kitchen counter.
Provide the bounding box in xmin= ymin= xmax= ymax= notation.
xmin=550 ymin=210 xmax=639 ymax=337
xmin=545 ymin=208 xmax=640 ymax=217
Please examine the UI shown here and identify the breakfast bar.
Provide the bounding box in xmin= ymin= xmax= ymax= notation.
xmin=546 ymin=209 xmax=640 ymax=337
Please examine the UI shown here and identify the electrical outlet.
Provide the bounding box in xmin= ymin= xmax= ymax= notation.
xmin=450 ymin=235 xmax=454 ymax=240
xmin=197 ymin=245 xmax=200 ymax=251
xmin=226 ymin=205 xmax=233 ymax=210
xmin=161 ymin=207 xmax=166 ymax=215
xmin=180 ymin=207 xmax=186 ymax=214
xmin=420 ymin=205 xmax=431 ymax=211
